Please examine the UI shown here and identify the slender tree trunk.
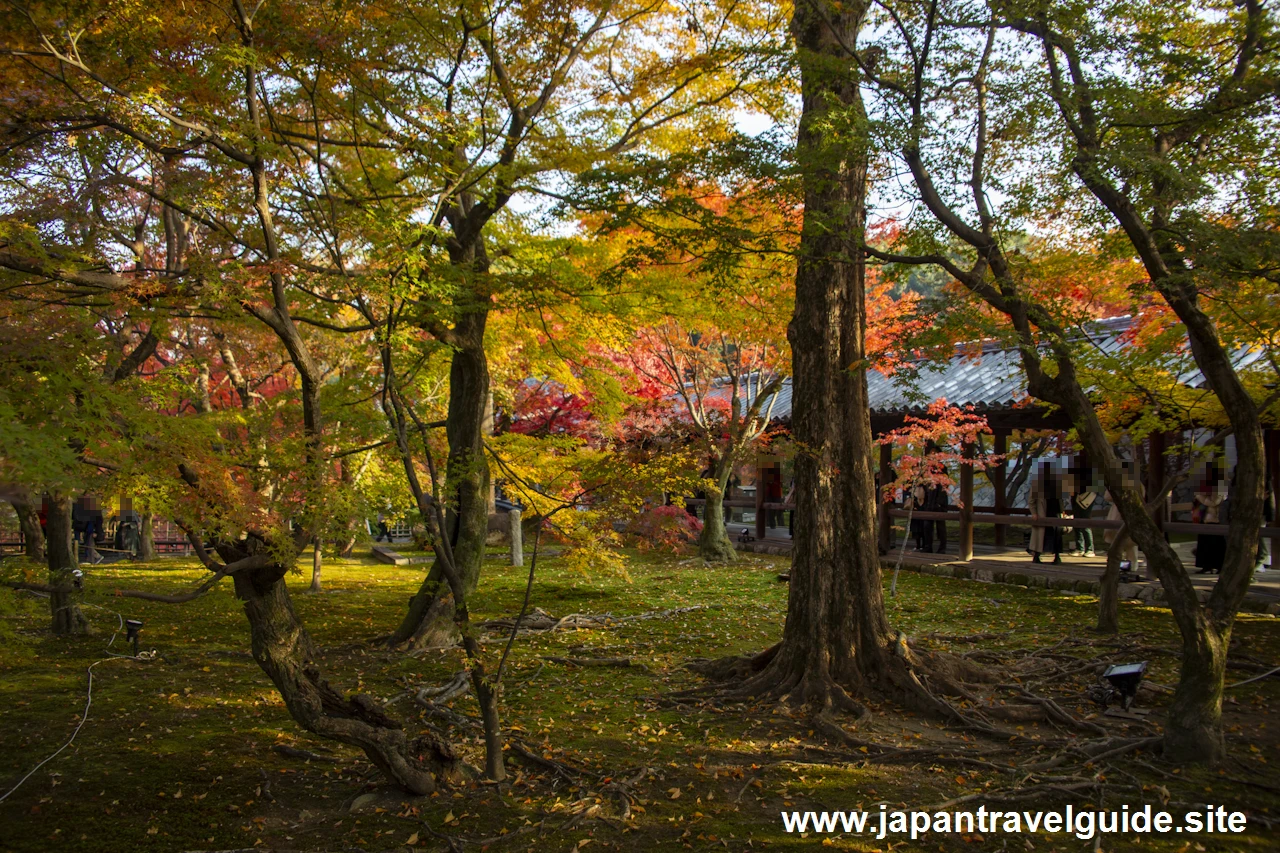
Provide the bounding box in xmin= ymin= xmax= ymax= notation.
xmin=1096 ymin=536 xmax=1123 ymax=634
xmin=309 ymin=539 xmax=322 ymax=592
xmin=473 ymin=671 xmax=505 ymax=782
xmin=393 ymin=312 xmax=490 ymax=647
xmin=698 ymin=456 xmax=737 ymax=563
xmin=46 ymin=493 xmax=88 ymax=635
xmin=1049 ymin=367 xmax=1253 ymax=763
xmin=137 ymin=512 xmax=155 ymax=561
xmin=10 ymin=497 xmax=44 ymax=562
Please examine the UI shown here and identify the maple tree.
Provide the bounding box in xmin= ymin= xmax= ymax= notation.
xmin=859 ymin=0 xmax=1279 ymax=761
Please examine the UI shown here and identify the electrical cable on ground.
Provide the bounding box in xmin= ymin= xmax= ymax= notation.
xmin=0 ymin=601 xmax=147 ymax=804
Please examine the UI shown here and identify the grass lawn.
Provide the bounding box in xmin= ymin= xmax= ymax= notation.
xmin=1 ymin=547 xmax=1277 ymax=852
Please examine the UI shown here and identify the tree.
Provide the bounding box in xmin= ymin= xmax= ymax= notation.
xmin=0 ymin=0 xmax=466 ymax=789
xmin=859 ymin=0 xmax=1279 ymax=761
xmin=8 ymin=494 xmax=44 ymax=562
xmin=690 ymin=0 xmax=899 ymax=709
xmin=878 ymin=400 xmax=997 ymax=594
xmin=629 ymin=321 xmax=784 ymax=562
xmin=341 ymin=0 xmax=789 ymax=645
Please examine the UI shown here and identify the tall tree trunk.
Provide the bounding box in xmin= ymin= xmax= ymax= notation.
xmin=10 ymin=497 xmax=44 ymax=562
xmin=698 ymin=456 xmax=737 ymax=563
xmin=696 ymin=0 xmax=897 ymax=709
xmin=229 ymin=550 xmax=460 ymax=794
xmin=46 ymin=493 xmax=88 ymax=635
xmin=393 ymin=312 xmax=490 ymax=647
xmin=137 ymin=511 xmax=155 ymax=561
xmin=309 ymin=539 xmax=322 ymax=593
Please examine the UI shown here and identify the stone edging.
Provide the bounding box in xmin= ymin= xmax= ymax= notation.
xmin=882 ymin=559 xmax=1280 ymax=616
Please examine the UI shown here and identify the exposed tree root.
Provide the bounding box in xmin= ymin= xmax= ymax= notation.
xmin=681 ymin=629 xmax=1133 ymax=760
xmin=541 ymin=655 xmax=647 ymax=670
xmin=480 ymin=605 xmax=707 ymax=637
xmin=271 ymin=743 xmax=339 ymax=763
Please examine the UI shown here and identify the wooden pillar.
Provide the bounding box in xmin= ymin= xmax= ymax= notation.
xmin=509 ymin=509 xmax=523 ymax=567
xmin=878 ymin=442 xmax=893 ymax=551
xmin=1148 ymin=431 xmax=1166 ymax=531
xmin=992 ymin=429 xmax=1009 ymax=547
xmin=754 ymin=457 xmax=767 ymax=541
xmin=959 ymin=441 xmax=975 ymax=562
xmin=1267 ymin=429 xmax=1279 ymax=566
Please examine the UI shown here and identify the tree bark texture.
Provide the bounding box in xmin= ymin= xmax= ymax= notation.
xmin=704 ymin=0 xmax=896 ymax=708
xmin=10 ymin=497 xmax=44 ymax=562
xmin=1096 ymin=537 xmax=1123 ymax=634
xmin=227 ymin=544 xmax=460 ymax=794
xmin=698 ymin=456 xmax=738 ymax=563
xmin=309 ymin=539 xmax=322 ymax=593
xmin=137 ymin=512 xmax=155 ymax=561
xmin=393 ymin=311 xmax=491 ymax=647
xmin=45 ymin=493 xmax=88 ymax=635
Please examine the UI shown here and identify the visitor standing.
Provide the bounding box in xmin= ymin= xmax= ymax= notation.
xmin=1193 ymin=466 xmax=1227 ymax=575
xmin=1030 ymin=462 xmax=1063 ymax=564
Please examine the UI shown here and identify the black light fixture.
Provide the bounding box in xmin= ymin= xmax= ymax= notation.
xmin=71 ymin=569 xmax=84 ymax=591
xmin=1088 ymin=661 xmax=1148 ymax=711
xmin=1117 ymin=559 xmax=1137 ymax=583
xmin=125 ymin=619 xmax=143 ymax=657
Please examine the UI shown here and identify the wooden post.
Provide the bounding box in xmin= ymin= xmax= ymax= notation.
xmin=754 ymin=457 xmax=767 ymax=541
xmin=1267 ymin=429 xmax=1279 ymax=567
xmin=509 ymin=509 xmax=523 ymax=567
xmin=960 ymin=441 xmax=975 ymax=561
xmin=992 ymin=429 xmax=1008 ymax=547
xmin=1148 ymin=431 xmax=1166 ymax=533
xmin=879 ymin=441 xmax=893 ymax=551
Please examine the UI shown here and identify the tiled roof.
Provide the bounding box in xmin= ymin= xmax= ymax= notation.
xmin=741 ymin=315 xmax=1267 ymax=421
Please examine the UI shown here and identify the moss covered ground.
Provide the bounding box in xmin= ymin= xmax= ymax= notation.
xmin=1 ymin=548 xmax=1277 ymax=852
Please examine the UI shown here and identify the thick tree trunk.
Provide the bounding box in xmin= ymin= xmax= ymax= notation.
xmin=698 ymin=457 xmax=737 ymax=563
xmin=440 ymin=314 xmax=491 ymax=597
xmin=393 ymin=312 xmax=490 ymax=647
xmin=137 ymin=512 xmax=155 ymax=561
xmin=46 ymin=494 xmax=88 ymax=635
xmin=1164 ymin=618 xmax=1228 ymax=762
xmin=699 ymin=0 xmax=893 ymax=708
xmin=10 ymin=498 xmax=44 ymax=562
xmin=231 ymin=553 xmax=460 ymax=793
xmin=309 ymin=540 xmax=322 ymax=593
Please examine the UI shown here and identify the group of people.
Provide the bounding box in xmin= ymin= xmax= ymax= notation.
xmin=895 ymin=452 xmax=1274 ymax=578
xmin=907 ymin=481 xmax=949 ymax=553
xmin=1025 ymin=460 xmax=1273 ymax=576
xmin=1028 ymin=461 xmax=1102 ymax=565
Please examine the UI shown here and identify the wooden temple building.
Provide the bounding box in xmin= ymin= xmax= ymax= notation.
xmin=697 ymin=317 xmax=1280 ymax=561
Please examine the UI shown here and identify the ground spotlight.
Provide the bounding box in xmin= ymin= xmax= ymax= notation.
xmin=1087 ymin=661 xmax=1148 ymax=712
xmin=125 ymin=619 xmax=143 ymax=657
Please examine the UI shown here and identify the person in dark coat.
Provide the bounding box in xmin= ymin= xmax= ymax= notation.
xmin=925 ymin=482 xmax=949 ymax=553
xmin=909 ymin=483 xmax=928 ymax=550
xmin=1029 ymin=462 xmax=1063 ymax=564
xmin=1193 ymin=466 xmax=1227 ymax=575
